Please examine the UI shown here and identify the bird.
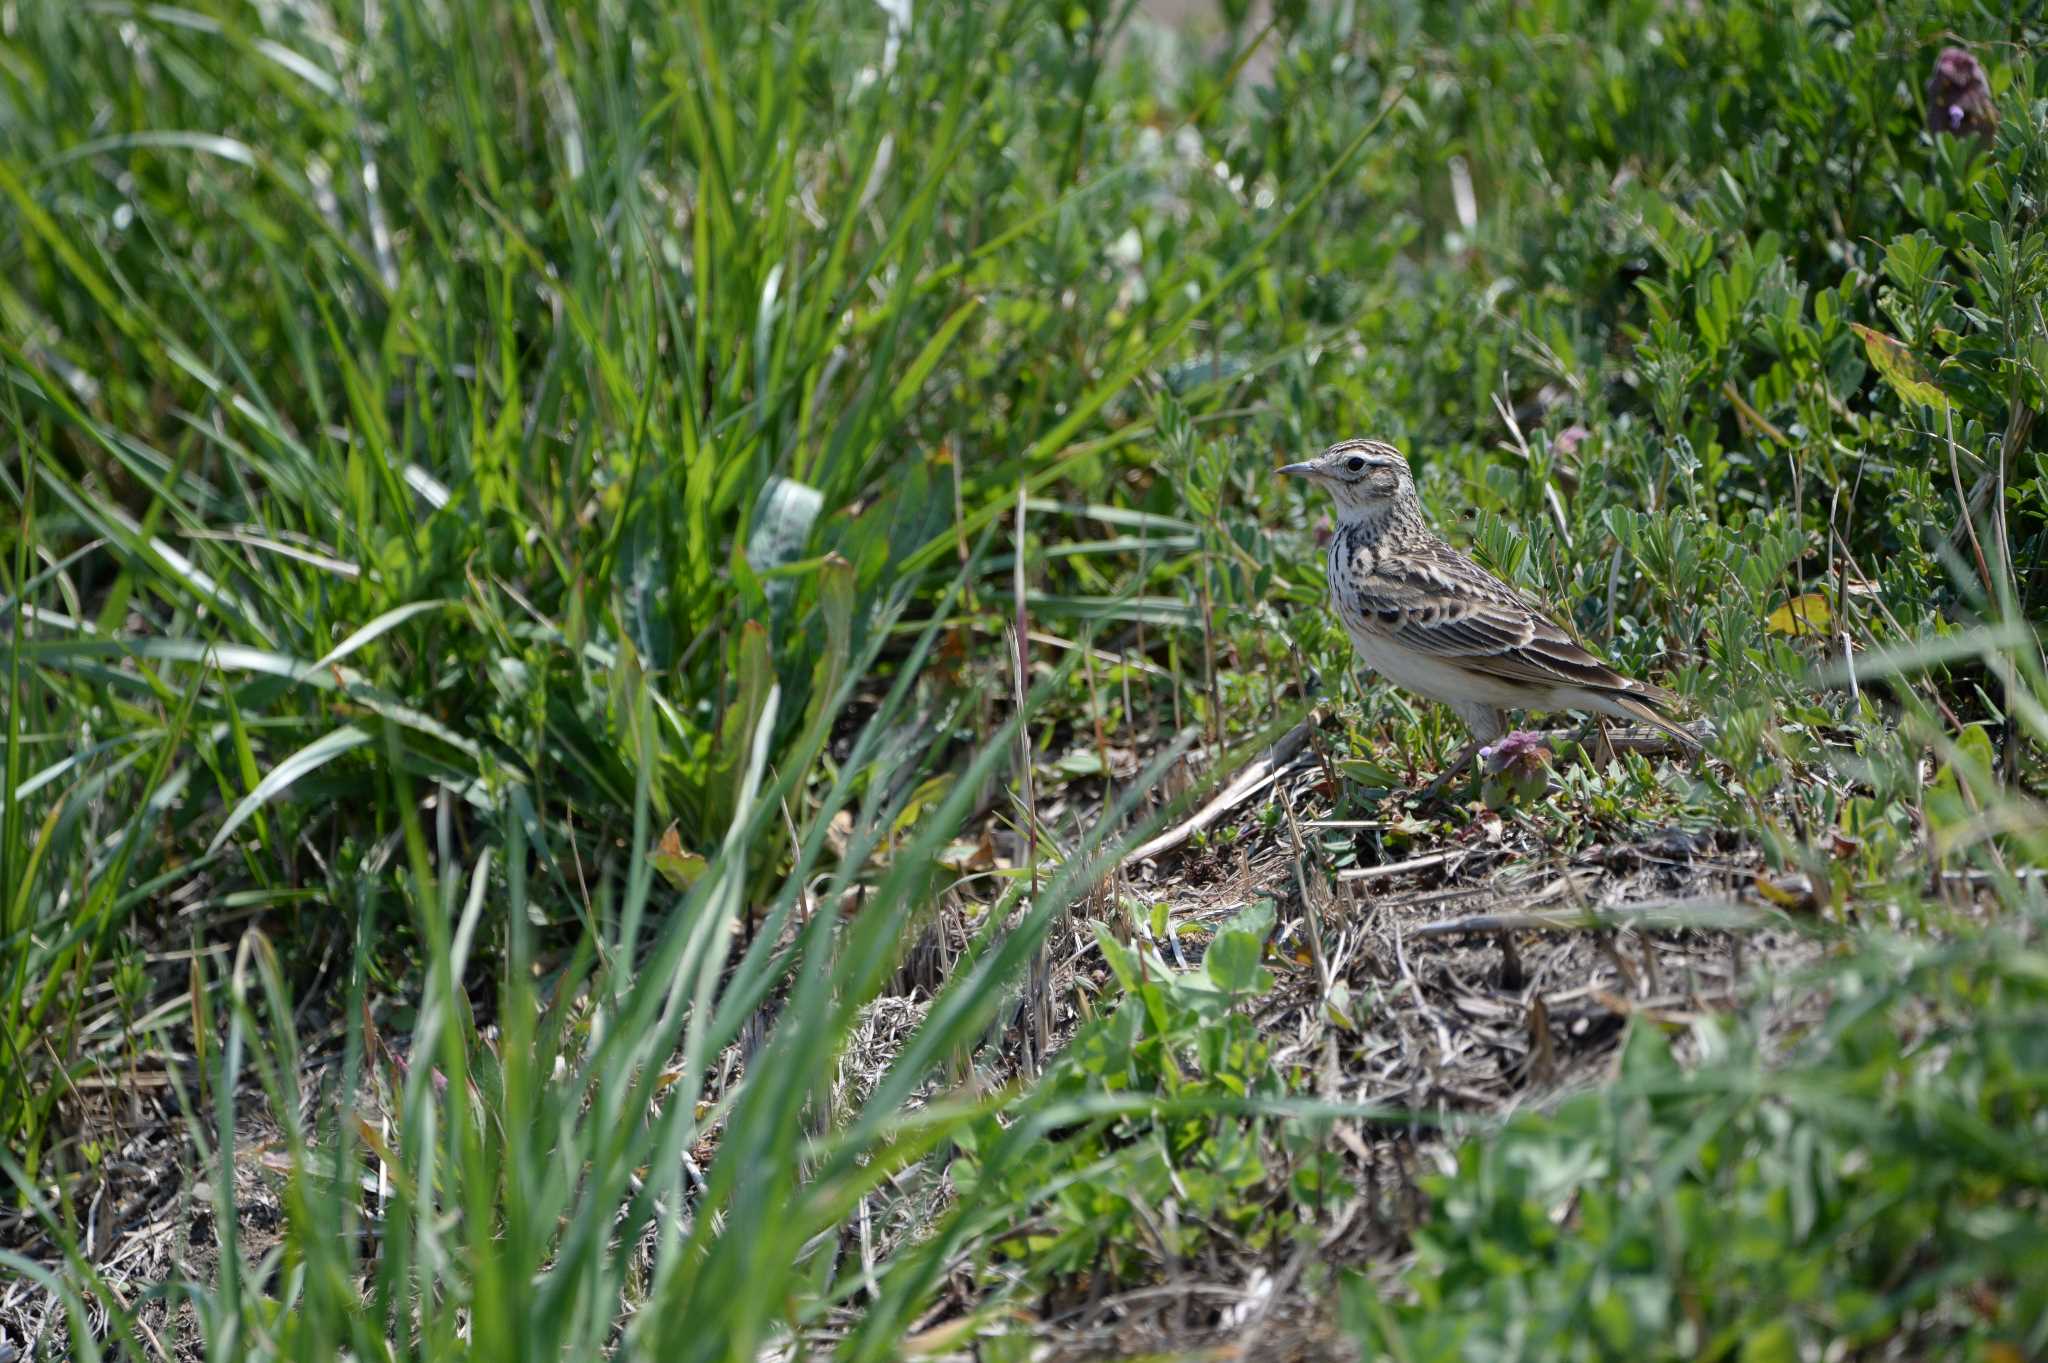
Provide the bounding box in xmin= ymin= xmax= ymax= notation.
xmin=1278 ymin=438 xmax=1699 ymax=786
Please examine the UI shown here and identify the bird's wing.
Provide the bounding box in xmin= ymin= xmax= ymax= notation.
xmin=1350 ymin=541 xmax=1674 ymax=707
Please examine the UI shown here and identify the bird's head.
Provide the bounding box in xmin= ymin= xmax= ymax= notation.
xmin=1276 ymin=439 xmax=1414 ymax=515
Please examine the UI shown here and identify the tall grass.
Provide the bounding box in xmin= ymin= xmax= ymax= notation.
xmin=0 ymin=0 xmax=1376 ymax=1354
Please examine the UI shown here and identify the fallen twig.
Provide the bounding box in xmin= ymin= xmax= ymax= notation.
xmin=1126 ymin=713 xmax=1318 ymax=864
xmin=1277 ymin=784 xmax=1332 ymax=997
xmin=1555 ymin=726 xmax=1710 ymax=760
xmin=1936 ymin=865 xmax=2048 ymax=884
xmin=1408 ymin=897 xmax=1765 ymax=939
xmin=1336 ymin=848 xmax=1471 ymax=884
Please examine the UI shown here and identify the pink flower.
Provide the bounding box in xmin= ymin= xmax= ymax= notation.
xmin=1479 ymin=729 xmax=1550 ymax=775
xmin=1926 ymin=47 xmax=1995 ymax=142
xmin=1479 ymin=730 xmax=1553 ymax=807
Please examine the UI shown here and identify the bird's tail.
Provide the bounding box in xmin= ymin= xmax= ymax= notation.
xmin=1613 ymin=692 xmax=1705 ymax=750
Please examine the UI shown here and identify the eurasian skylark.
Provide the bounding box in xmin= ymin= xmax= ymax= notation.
xmin=1279 ymin=438 xmax=1698 ymax=781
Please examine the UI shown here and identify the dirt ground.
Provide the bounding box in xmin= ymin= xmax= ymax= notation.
xmin=3 ymin=706 xmax=1828 ymax=1361
xmin=766 ymin=701 xmax=1834 ymax=1359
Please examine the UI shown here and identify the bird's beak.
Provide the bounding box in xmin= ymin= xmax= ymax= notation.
xmin=1274 ymin=461 xmax=1317 ymax=477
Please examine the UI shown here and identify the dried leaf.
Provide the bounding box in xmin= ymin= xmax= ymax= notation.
xmin=651 ymin=822 xmax=708 ymax=890
xmin=938 ymin=824 xmax=1000 ymax=873
xmin=1053 ymin=748 xmax=1108 ymax=779
xmin=1324 ymin=981 xmax=1358 ymax=1031
xmin=825 ymin=810 xmax=855 ymax=858
xmin=1527 ymin=996 xmax=1555 ymax=1083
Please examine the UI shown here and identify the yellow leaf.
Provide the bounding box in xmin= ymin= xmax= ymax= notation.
xmin=1765 ymin=592 xmax=1833 ymax=636
xmin=1848 ymin=322 xmax=1949 ymax=411
xmin=1754 ymin=869 xmax=1820 ymax=912
xmin=890 ymin=773 xmax=956 ymax=835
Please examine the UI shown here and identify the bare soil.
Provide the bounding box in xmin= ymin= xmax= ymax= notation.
xmin=3 ymin=716 xmax=1828 ymax=1362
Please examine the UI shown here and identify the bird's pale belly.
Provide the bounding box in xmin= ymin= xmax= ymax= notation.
xmin=1339 ymin=624 xmax=1550 ymax=711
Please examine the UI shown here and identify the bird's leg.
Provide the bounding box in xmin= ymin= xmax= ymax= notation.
xmin=1422 ymin=738 xmax=1483 ymax=799
xmin=1421 ymin=705 xmax=1501 ymax=802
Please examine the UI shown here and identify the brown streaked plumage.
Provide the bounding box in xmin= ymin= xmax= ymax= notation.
xmin=1279 ymin=439 xmax=1698 ymax=778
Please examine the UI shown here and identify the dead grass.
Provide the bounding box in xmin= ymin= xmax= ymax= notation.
xmin=2 ymin=711 xmax=1846 ymax=1361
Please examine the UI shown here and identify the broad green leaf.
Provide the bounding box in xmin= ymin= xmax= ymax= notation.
xmin=207 ymin=725 xmax=374 ymax=854
xmin=714 ymin=621 xmax=777 ymax=809
xmin=1740 ymin=1320 xmax=1797 ymax=1363
xmin=1927 ymin=722 xmax=1998 ymax=846
xmin=1201 ymin=900 xmax=1275 ymax=997
xmin=747 ymin=476 xmax=824 ymax=609
xmin=803 ymin=552 xmax=857 ymax=740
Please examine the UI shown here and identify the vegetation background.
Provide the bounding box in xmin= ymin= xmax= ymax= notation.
xmin=2 ymin=0 xmax=2045 ymax=1358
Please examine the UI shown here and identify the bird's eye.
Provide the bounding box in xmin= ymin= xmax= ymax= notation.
xmin=1345 ymin=455 xmax=1367 ymax=473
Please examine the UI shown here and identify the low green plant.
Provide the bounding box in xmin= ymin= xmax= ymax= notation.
xmin=1344 ymin=917 xmax=2048 ymax=1361
xmin=949 ymin=900 xmax=1346 ymax=1297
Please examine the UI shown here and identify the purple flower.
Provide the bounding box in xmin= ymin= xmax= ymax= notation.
xmin=1926 ymin=47 xmax=1995 ymax=143
xmin=1479 ymin=729 xmax=1553 ymax=807
xmin=1479 ymin=729 xmax=1551 ymax=776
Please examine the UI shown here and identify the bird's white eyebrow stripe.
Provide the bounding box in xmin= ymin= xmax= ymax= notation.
xmin=1326 ymin=439 xmax=1403 ymax=465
